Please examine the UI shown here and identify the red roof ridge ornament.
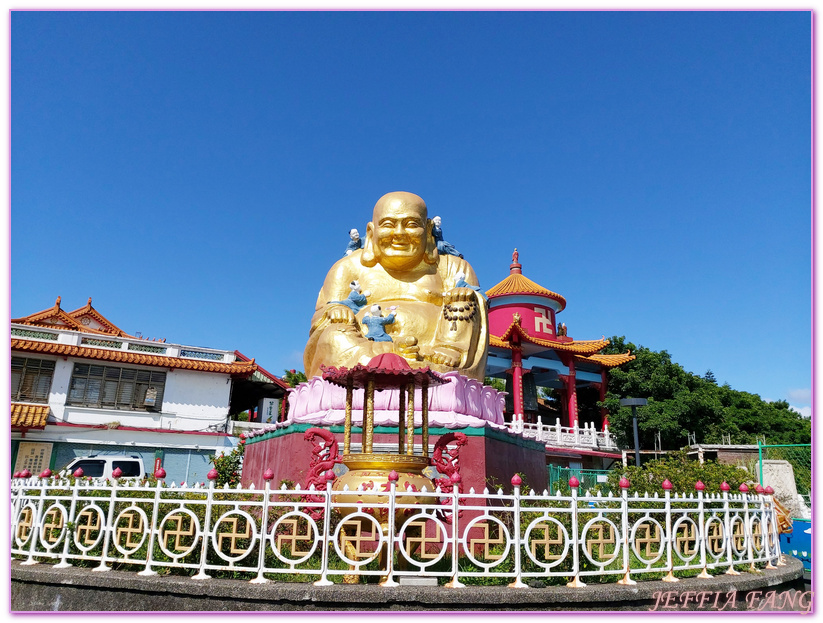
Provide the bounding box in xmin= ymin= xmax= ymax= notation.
xmin=510 ymin=248 xmax=522 ymax=274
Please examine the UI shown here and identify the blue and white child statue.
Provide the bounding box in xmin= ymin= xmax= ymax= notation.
xmin=344 ymin=228 xmax=363 ymax=256
xmin=329 ymin=280 xmax=371 ymax=315
xmin=455 ymin=271 xmax=487 ymax=301
xmin=361 ymin=304 xmax=397 ymax=342
xmin=431 ymin=216 xmax=463 ymax=258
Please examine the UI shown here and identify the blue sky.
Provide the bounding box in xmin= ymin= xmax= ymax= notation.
xmin=9 ymin=10 xmax=812 ymax=415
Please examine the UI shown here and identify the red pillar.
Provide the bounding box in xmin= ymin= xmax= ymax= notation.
xmin=599 ymin=370 xmax=609 ymax=428
xmin=558 ymin=358 xmax=578 ymax=427
xmin=511 ymin=345 xmax=524 ymax=422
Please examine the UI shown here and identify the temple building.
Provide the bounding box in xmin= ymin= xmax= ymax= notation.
xmin=484 ymin=251 xmax=635 ymax=468
xmin=10 ymin=297 xmax=287 ymax=482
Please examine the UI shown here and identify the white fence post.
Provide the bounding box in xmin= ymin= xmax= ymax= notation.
xmin=313 ymin=476 xmax=335 ymax=587
xmin=137 ymin=480 xmax=163 ymax=577
xmin=508 ymin=475 xmax=527 ymax=588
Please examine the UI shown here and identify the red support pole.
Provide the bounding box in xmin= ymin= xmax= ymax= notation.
xmin=511 ymin=346 xmax=524 ymax=422
xmin=600 ymin=370 xmax=609 ymax=428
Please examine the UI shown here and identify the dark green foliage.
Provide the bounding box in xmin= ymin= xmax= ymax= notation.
xmin=283 ymin=369 xmax=308 ymax=387
xmin=607 ymin=449 xmax=751 ymax=494
xmin=596 ymin=336 xmax=810 ymax=450
xmin=208 ymin=442 xmax=244 ymax=487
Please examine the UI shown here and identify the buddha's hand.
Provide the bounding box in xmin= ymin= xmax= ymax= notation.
xmin=324 ymin=304 xmax=357 ymax=325
xmin=394 ymin=335 xmax=421 ymax=361
xmin=442 ymin=287 xmax=477 ymax=306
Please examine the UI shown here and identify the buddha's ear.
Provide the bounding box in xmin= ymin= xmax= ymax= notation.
xmin=423 ymin=219 xmax=439 ymax=265
xmin=361 ymin=222 xmax=377 ymax=267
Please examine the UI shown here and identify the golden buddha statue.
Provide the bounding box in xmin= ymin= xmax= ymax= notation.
xmin=304 ymin=191 xmax=489 ymax=381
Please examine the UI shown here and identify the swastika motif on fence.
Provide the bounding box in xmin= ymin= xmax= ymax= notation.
xmin=585 ymin=522 xmax=616 ymax=561
xmin=751 ymin=520 xmax=763 ymax=552
xmin=675 ymin=522 xmax=698 ymax=557
xmin=706 ymin=519 xmax=725 ymax=555
xmin=116 ymin=511 xmax=146 ymax=550
xmin=634 ymin=522 xmax=662 ymax=558
xmin=468 ymin=520 xmax=505 ymax=561
xmin=275 ymin=518 xmax=315 ymax=559
xmin=17 ymin=507 xmax=34 ymax=543
xmin=529 ymin=521 xmax=565 ymax=561
xmin=76 ymin=508 xmax=102 ymax=545
xmin=216 ymin=516 xmax=253 ymax=555
xmin=41 ymin=507 xmax=64 ymax=544
xmin=338 ymin=520 xmax=380 ymax=561
xmin=402 ymin=519 xmax=444 ymax=561
xmin=161 ymin=514 xmax=197 ymax=553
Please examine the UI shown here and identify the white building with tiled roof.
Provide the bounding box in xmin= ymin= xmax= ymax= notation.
xmin=11 ymin=297 xmax=288 ymax=483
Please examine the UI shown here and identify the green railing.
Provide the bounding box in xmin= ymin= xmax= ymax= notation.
xmin=547 ymin=465 xmax=612 ymax=494
xmin=758 ymin=442 xmax=810 ymax=512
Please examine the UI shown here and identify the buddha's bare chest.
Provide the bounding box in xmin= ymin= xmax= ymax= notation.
xmin=358 ymin=271 xmax=444 ymax=305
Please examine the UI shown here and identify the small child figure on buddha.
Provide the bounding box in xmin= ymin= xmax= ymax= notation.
xmin=432 ymin=216 xmax=463 ymax=258
xmin=361 ymin=304 xmax=397 ymax=342
xmin=328 ymin=280 xmax=371 ymax=314
xmin=344 ymin=229 xmax=362 ymax=256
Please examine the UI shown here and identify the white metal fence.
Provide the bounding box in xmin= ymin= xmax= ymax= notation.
xmin=10 ymin=476 xmax=782 ymax=588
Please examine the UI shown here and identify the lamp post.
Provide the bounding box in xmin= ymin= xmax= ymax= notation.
xmin=620 ymin=398 xmax=647 ymax=467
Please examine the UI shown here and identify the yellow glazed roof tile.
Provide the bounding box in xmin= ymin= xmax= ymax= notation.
xmin=11 ymin=403 xmax=50 ymax=428
xmin=485 ymin=273 xmax=567 ymax=309
xmin=11 ymin=339 xmax=258 ymax=376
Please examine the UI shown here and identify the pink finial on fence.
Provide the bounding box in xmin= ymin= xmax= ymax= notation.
xmin=694 ymin=481 xmax=705 ymax=491
xmin=207 ymin=468 xmax=219 ymax=481
xmin=325 ymin=470 xmax=336 ymax=482
xmin=263 ymin=469 xmax=274 ymax=481
xmin=40 ymin=469 xmax=52 ymax=479
xmin=720 ymin=481 xmax=730 ymax=492
xmin=388 ymin=470 xmax=399 ymax=482
xmin=619 ymin=477 xmax=630 ymax=489
xmin=661 ymin=479 xmax=673 ymax=490
xmin=450 ymin=472 xmax=462 ymax=483
xmin=764 ymin=486 xmax=774 ymax=495
xmin=73 ymin=468 xmax=84 ymax=478
xmin=569 ymin=476 xmax=580 ymax=489
xmin=511 ymin=474 xmax=523 ymax=487
xmin=111 ymin=467 xmax=122 ymax=479
xmin=755 ymin=484 xmax=765 ymax=494
xmin=154 ymin=468 xmax=166 ymax=479
xmin=739 ymin=483 xmax=749 ymax=493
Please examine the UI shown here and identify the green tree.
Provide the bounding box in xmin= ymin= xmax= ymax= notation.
xmin=283 ymin=369 xmax=308 ymax=387
xmin=595 ymin=336 xmax=810 ymax=450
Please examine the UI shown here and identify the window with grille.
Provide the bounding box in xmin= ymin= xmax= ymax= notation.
xmin=67 ymin=364 xmax=166 ymax=411
xmin=11 ymin=357 xmax=55 ymax=403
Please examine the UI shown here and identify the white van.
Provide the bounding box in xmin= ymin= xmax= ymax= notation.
xmin=63 ymin=455 xmax=146 ymax=479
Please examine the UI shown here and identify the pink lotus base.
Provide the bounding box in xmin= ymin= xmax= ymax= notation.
xmin=286 ymin=372 xmax=506 ymax=429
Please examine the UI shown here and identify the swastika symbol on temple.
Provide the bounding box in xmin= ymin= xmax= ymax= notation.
xmin=533 ymin=307 xmax=553 ymax=334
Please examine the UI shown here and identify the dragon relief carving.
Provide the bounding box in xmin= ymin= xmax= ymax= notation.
xmin=302 ymin=427 xmax=342 ymax=519
xmin=430 ymin=432 xmax=468 ymax=522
